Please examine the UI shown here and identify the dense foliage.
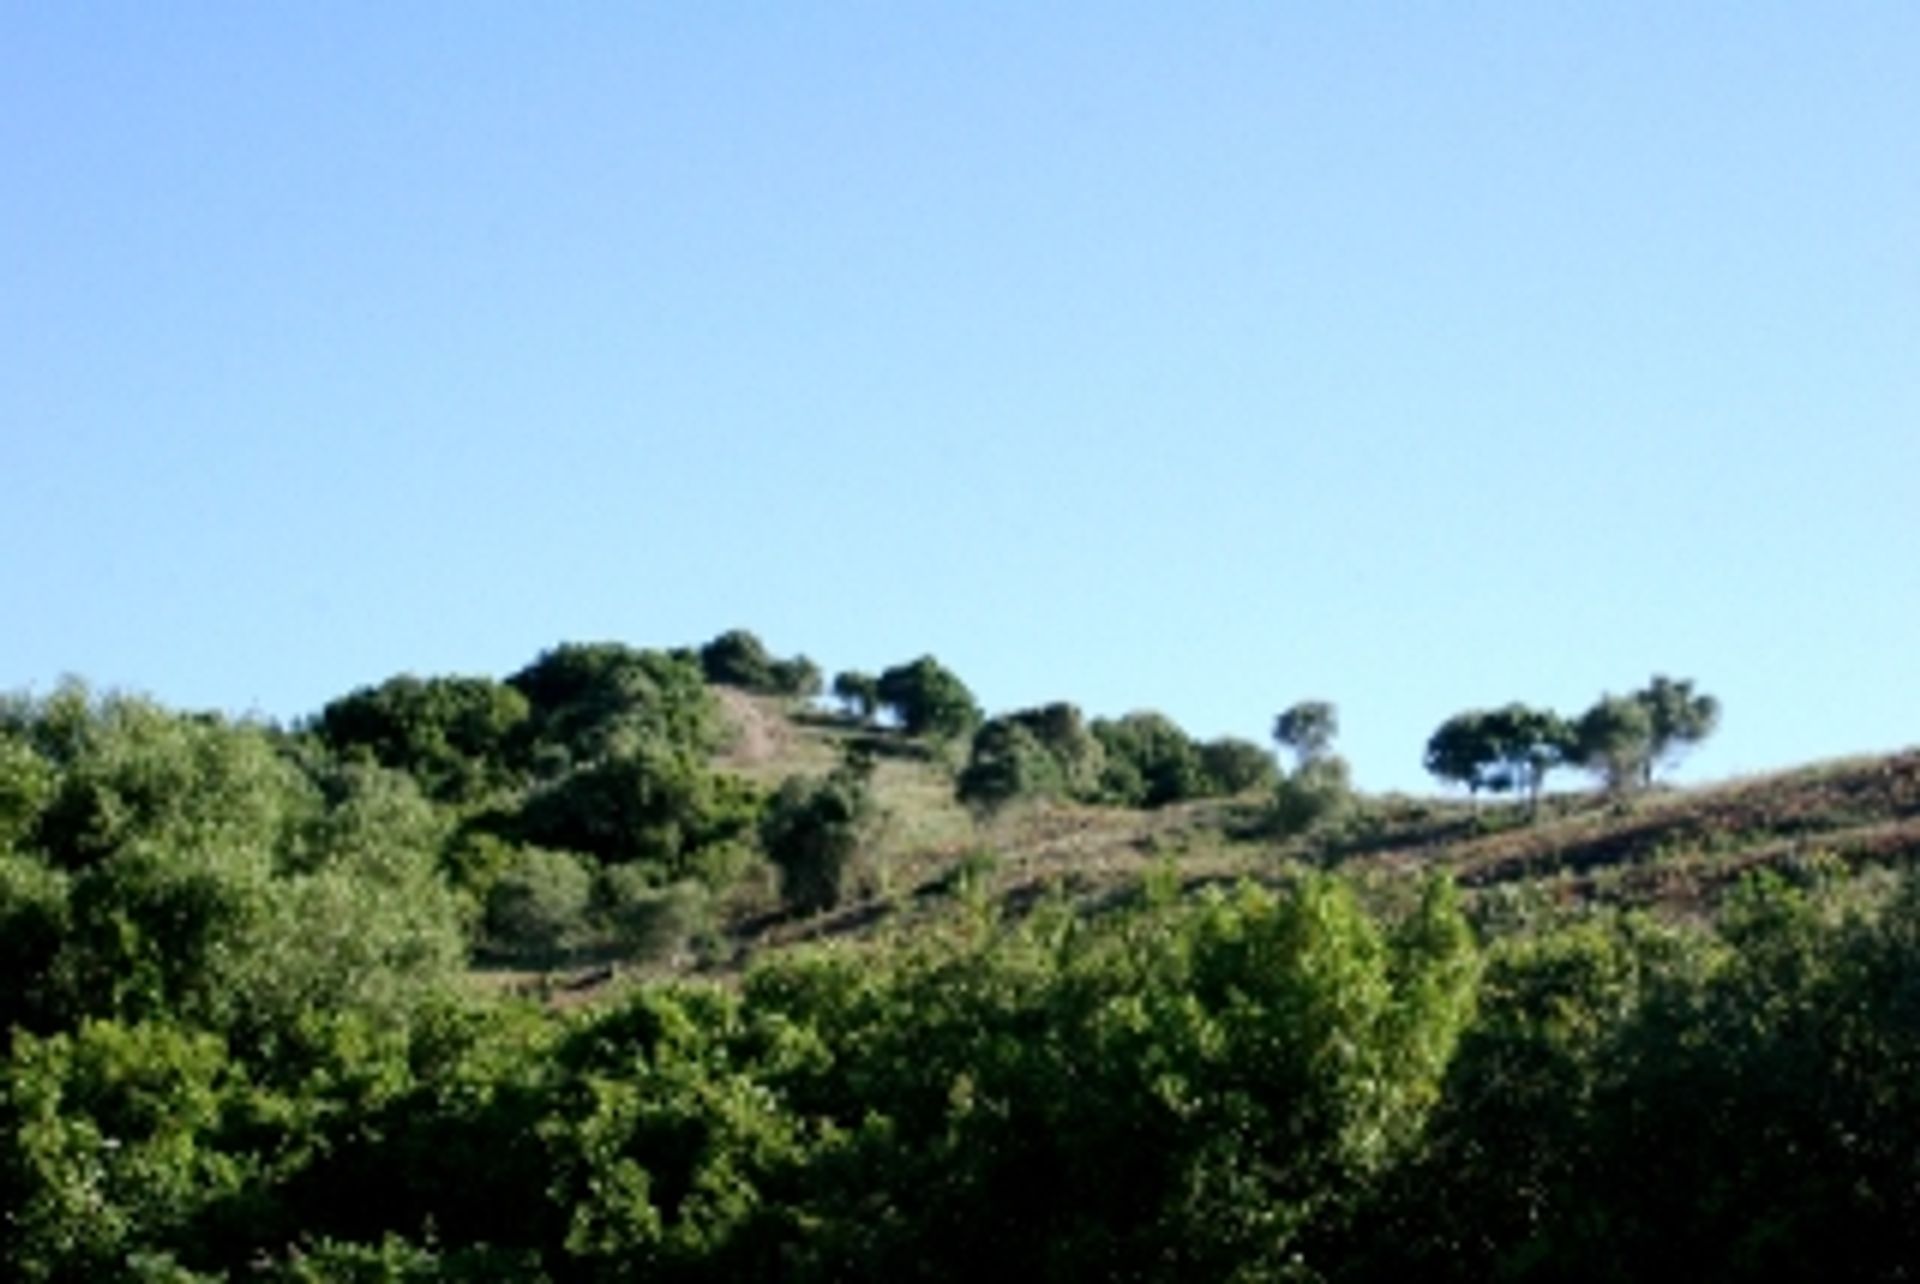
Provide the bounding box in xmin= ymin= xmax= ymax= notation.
xmin=696 ymin=629 xmax=821 ymax=699
xmin=957 ymin=702 xmax=1281 ymax=814
xmin=9 ymin=643 xmax=1913 ymax=1282
xmin=759 ymin=756 xmax=876 ymax=914
xmin=874 ymin=656 xmax=982 ymax=741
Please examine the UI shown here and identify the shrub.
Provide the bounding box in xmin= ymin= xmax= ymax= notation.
xmin=957 ymin=720 xmax=1066 ymax=814
xmin=1093 ymin=712 xmax=1207 ymax=807
xmin=482 ymin=846 xmax=594 ymax=960
xmin=1199 ymin=736 xmax=1280 ymax=795
xmin=1270 ymin=755 xmax=1354 ymax=839
xmin=595 ymin=869 xmax=711 ymax=963
xmin=760 ymin=768 xmax=874 ymax=915
xmin=875 ymin=657 xmax=981 ymax=741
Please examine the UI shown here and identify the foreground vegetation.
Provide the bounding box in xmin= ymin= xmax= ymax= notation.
xmin=4 ymin=634 xmax=1918 ymax=1280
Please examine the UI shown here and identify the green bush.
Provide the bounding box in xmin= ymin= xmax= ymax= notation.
xmin=0 ymin=850 xmax=69 ymax=1033
xmin=507 ymin=643 xmax=720 ymax=769
xmin=956 ymin=719 xmax=1066 ymax=813
xmin=1198 ymin=735 xmax=1279 ymax=794
xmin=483 ymin=846 xmax=594 ymax=960
xmin=596 ymin=870 xmax=711 ymax=963
xmin=0 ymin=1019 xmax=251 ymax=1281
xmin=514 ymin=745 xmax=760 ymax=875
xmin=1269 ymin=754 xmax=1354 ymax=839
xmin=1092 ymin=711 xmax=1207 ymax=807
xmin=875 ymin=656 xmax=981 ymax=741
xmin=315 ymin=676 xmax=530 ymax=804
xmin=760 ymin=768 xmax=874 ymax=915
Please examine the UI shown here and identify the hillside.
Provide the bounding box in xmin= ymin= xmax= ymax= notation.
xmin=8 ymin=660 xmax=1920 ymax=1280
xmin=698 ymin=690 xmax=1920 ymax=968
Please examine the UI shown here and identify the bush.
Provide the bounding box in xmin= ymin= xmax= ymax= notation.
xmin=0 ymin=1018 xmax=259 ymax=1282
xmin=1270 ymin=755 xmax=1354 ymax=839
xmin=507 ymin=643 xmax=719 ymax=768
xmin=595 ymin=869 xmax=711 ymax=963
xmin=1093 ymin=712 xmax=1207 ymax=807
xmin=513 ymin=744 xmax=760 ymax=874
xmin=314 ymin=676 xmax=530 ymax=804
xmin=875 ymin=657 xmax=981 ymax=741
xmin=0 ymin=850 xmax=68 ymax=1033
xmin=482 ymin=846 xmax=594 ymax=960
xmin=760 ymin=768 xmax=874 ymax=915
xmin=957 ymin=720 xmax=1066 ymax=814
xmin=1199 ymin=736 xmax=1280 ymax=795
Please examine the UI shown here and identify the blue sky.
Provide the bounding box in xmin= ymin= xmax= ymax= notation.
xmin=4 ymin=5 xmax=1915 ymax=792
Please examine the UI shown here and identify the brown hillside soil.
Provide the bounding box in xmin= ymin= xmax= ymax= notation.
xmin=712 ymin=686 xmax=783 ymax=768
xmin=534 ymin=700 xmax=1920 ymax=1005
xmin=1414 ymin=752 xmax=1920 ymax=898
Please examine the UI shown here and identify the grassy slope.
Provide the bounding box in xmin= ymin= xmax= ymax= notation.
xmin=713 ymin=692 xmax=1920 ymax=955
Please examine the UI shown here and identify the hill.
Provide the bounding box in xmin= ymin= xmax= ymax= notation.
xmin=688 ymin=689 xmax=1920 ymax=974
xmin=9 ymin=658 xmax=1920 ymax=1280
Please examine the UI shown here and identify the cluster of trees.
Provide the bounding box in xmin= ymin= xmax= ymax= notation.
xmin=957 ymin=702 xmax=1277 ymax=813
xmin=826 ymin=655 xmax=1281 ymax=814
xmin=1425 ymin=675 xmax=1721 ymax=809
xmin=14 ymin=636 xmax=1920 ymax=1281
xmin=695 ymin=629 xmax=821 ymax=699
xmin=828 ymin=656 xmax=981 ymax=741
xmin=314 ymin=642 xmax=766 ymax=961
xmin=0 ymin=686 xmax=469 ymax=1046
xmin=1269 ymin=700 xmax=1356 ymax=837
xmin=0 ymin=631 xmax=909 ymax=1041
xmin=11 ymin=778 xmax=1920 ymax=1284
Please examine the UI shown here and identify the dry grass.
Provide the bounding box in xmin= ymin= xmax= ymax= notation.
xmin=531 ymin=690 xmax=1920 ymax=990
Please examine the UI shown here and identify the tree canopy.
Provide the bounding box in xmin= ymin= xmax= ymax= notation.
xmin=1428 ymin=678 xmax=1718 ymax=805
xmin=875 ymin=656 xmax=981 ymax=740
xmin=1274 ymin=700 xmax=1339 ymax=771
xmin=1424 ymin=704 xmax=1574 ymax=809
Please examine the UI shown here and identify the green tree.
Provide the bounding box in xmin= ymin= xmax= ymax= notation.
xmin=1006 ymin=702 xmax=1105 ymax=795
xmin=1093 ymin=712 xmax=1207 ymax=807
xmin=731 ymin=873 xmax=1476 ymax=1280
xmin=957 ymin=719 xmax=1067 ymax=814
xmin=875 ymin=656 xmax=981 ymax=741
xmin=760 ymin=764 xmax=875 ymax=915
xmin=1274 ymin=700 xmax=1339 ymax=772
xmin=1424 ymin=710 xmax=1495 ymax=800
xmin=698 ymin=630 xmax=821 ymax=699
xmin=594 ymin=869 xmax=711 ymax=963
xmin=1573 ymin=694 xmax=1657 ymax=794
xmin=1270 ymin=701 xmax=1351 ymax=837
xmin=515 ymin=743 xmax=761 ymax=876
xmin=0 ymin=731 xmax=55 ymax=851
xmin=315 ymin=675 xmax=529 ymax=803
xmin=26 ymin=690 xmax=304 ymax=872
xmin=0 ymin=1019 xmax=251 ymax=1282
xmin=1424 ymin=704 xmax=1573 ymax=813
xmin=1199 ymin=736 xmax=1280 ymax=795
xmin=1270 ymin=753 xmax=1354 ymax=838
xmin=829 ymin=671 xmax=880 ymax=723
xmin=0 ymin=851 xmax=69 ymax=1034
xmin=698 ymin=629 xmax=778 ymax=690
xmin=507 ymin=643 xmax=719 ymax=770
xmin=1634 ymin=675 xmax=1720 ymax=785
xmin=1492 ymin=704 xmax=1575 ymax=812
xmin=958 ymin=703 xmax=1107 ymax=812
xmin=767 ymin=655 xmax=823 ymax=700
xmin=483 ymin=845 xmax=595 ymax=960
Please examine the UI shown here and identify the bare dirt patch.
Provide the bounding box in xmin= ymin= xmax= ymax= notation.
xmin=713 ymin=686 xmax=783 ymax=768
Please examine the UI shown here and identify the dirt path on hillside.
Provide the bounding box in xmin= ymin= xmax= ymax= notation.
xmin=714 ymin=687 xmax=780 ymax=767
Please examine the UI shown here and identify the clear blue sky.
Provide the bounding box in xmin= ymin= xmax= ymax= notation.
xmin=4 ymin=5 xmax=1915 ymax=792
